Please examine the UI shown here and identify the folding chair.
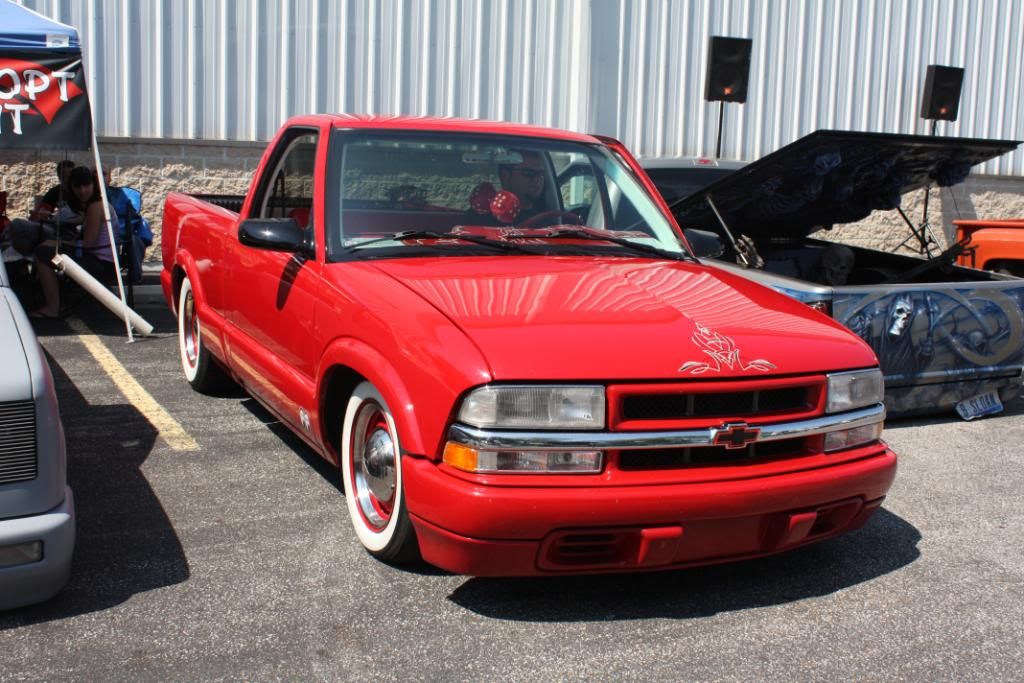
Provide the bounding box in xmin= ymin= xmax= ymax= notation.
xmin=109 ymin=186 xmax=152 ymax=305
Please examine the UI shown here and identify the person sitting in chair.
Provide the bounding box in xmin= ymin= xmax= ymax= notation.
xmin=31 ymin=160 xmax=75 ymax=221
xmin=8 ymin=160 xmax=82 ymax=259
xmin=30 ymin=167 xmax=119 ymax=319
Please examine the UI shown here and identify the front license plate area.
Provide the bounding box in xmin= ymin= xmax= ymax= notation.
xmin=955 ymin=390 xmax=1004 ymax=421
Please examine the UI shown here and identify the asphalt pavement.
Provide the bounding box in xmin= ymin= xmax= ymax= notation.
xmin=1 ymin=285 xmax=1023 ymax=682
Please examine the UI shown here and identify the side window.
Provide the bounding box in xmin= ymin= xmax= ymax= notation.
xmin=257 ymin=130 xmax=318 ymax=229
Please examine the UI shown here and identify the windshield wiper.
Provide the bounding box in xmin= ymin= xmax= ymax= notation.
xmin=505 ymin=228 xmax=694 ymax=262
xmin=343 ymin=229 xmax=536 ymax=254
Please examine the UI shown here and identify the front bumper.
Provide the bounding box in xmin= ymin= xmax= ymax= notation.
xmin=404 ymin=447 xmax=896 ymax=576
xmin=0 ymin=487 xmax=75 ymax=611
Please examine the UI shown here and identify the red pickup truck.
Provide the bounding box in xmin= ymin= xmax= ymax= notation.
xmin=161 ymin=114 xmax=896 ymax=576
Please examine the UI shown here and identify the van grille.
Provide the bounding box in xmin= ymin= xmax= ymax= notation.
xmin=0 ymin=400 xmax=37 ymax=485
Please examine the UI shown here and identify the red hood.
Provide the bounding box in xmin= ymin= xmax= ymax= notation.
xmin=367 ymin=257 xmax=877 ymax=380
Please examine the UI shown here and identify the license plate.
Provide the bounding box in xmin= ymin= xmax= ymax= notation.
xmin=955 ymin=390 xmax=1004 ymax=421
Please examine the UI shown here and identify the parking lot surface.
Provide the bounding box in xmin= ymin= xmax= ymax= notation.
xmin=2 ymin=293 xmax=1023 ymax=682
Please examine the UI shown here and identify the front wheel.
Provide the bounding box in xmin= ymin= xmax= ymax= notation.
xmin=341 ymin=382 xmax=419 ymax=563
xmin=177 ymin=275 xmax=234 ymax=394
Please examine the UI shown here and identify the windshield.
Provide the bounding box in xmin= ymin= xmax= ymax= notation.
xmin=326 ymin=131 xmax=687 ymax=259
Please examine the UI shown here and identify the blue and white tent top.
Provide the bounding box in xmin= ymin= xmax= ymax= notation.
xmin=0 ymin=0 xmax=79 ymax=52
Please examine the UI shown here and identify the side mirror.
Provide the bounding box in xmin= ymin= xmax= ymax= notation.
xmin=683 ymin=228 xmax=725 ymax=259
xmin=238 ymin=218 xmax=311 ymax=254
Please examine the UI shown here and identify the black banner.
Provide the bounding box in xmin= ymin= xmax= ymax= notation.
xmin=0 ymin=50 xmax=92 ymax=150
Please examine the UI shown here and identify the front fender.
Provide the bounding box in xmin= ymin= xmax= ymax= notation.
xmin=317 ymin=336 xmax=483 ymax=460
xmin=313 ymin=335 xmax=434 ymax=458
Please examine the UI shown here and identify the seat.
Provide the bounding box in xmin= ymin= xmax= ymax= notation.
xmin=110 ymin=186 xmax=152 ymax=288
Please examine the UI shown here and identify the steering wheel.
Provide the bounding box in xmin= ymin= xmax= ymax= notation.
xmin=519 ymin=210 xmax=584 ymax=227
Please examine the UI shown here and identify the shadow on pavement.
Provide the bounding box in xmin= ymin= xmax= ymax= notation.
xmin=239 ymin=397 xmax=343 ymax=494
xmin=447 ymin=508 xmax=920 ymax=621
xmin=0 ymin=352 xmax=189 ymax=629
xmin=238 ymin=397 xmax=450 ymax=578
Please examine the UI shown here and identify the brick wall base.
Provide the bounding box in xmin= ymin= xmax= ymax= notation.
xmin=3 ymin=138 xmax=1023 ymax=264
xmin=0 ymin=137 xmax=264 ymax=263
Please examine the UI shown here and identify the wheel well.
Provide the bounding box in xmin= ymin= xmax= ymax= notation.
xmin=984 ymin=259 xmax=1024 ymax=277
xmin=171 ymin=266 xmax=186 ymax=314
xmin=320 ymin=365 xmax=365 ymax=464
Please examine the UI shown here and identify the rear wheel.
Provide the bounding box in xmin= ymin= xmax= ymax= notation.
xmin=341 ymin=382 xmax=419 ymax=563
xmin=177 ymin=275 xmax=233 ymax=394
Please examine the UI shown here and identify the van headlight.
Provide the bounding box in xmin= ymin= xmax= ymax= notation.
xmin=457 ymin=385 xmax=605 ymax=430
xmin=826 ymin=369 xmax=884 ymax=413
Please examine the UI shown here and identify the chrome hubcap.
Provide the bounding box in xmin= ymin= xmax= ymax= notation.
xmin=183 ymin=291 xmax=199 ymax=367
xmin=351 ymin=405 xmax=396 ymax=530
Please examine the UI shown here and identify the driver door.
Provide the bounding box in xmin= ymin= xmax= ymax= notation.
xmin=227 ymin=126 xmax=325 ymax=432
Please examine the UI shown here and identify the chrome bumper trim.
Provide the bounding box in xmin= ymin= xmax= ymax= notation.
xmin=448 ymin=404 xmax=886 ymax=451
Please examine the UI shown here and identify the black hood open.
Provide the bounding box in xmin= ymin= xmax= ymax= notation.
xmin=670 ymin=130 xmax=1020 ymax=240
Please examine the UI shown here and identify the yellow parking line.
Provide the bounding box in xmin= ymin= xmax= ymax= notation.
xmin=66 ymin=317 xmax=199 ymax=452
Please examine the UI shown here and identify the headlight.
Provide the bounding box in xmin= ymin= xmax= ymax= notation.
xmin=443 ymin=442 xmax=603 ymax=474
xmin=824 ymin=421 xmax=884 ymax=452
xmin=458 ymin=385 xmax=605 ymax=430
xmin=826 ymin=369 xmax=883 ymax=413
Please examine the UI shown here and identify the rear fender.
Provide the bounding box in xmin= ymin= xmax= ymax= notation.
xmin=172 ymin=249 xmax=204 ymax=315
xmin=172 ymin=248 xmax=229 ymax=362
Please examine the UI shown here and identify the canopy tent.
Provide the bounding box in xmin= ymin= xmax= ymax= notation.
xmin=0 ymin=0 xmax=148 ymax=337
xmin=0 ymin=2 xmax=79 ymax=51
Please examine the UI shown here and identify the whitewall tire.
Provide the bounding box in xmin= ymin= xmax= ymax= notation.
xmin=341 ymin=381 xmax=418 ymax=562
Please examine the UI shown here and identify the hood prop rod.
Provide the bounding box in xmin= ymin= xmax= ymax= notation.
xmin=704 ymin=194 xmax=751 ymax=267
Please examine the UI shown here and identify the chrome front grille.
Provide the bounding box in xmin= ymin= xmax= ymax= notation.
xmin=0 ymin=400 xmax=37 ymax=485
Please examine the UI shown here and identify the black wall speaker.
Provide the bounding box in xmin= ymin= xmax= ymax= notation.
xmin=920 ymin=65 xmax=965 ymax=121
xmin=704 ymin=36 xmax=753 ymax=103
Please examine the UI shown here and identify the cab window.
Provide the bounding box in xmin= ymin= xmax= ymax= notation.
xmin=256 ymin=130 xmax=318 ymax=229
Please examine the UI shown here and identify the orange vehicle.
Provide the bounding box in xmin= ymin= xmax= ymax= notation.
xmin=955 ymin=219 xmax=1024 ymax=277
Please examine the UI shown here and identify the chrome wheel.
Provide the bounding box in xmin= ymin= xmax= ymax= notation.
xmin=350 ymin=402 xmax=397 ymax=530
xmin=182 ymin=288 xmax=199 ymax=371
xmin=340 ymin=382 xmax=419 ymax=561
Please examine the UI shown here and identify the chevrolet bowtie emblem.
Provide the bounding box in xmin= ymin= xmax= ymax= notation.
xmin=712 ymin=422 xmax=761 ymax=450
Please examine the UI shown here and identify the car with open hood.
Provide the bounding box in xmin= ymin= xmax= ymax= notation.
xmin=161 ymin=115 xmax=896 ymax=576
xmin=644 ymin=130 xmax=1024 ymax=419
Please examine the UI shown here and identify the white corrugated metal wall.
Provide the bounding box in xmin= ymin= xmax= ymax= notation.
xmin=19 ymin=0 xmax=1024 ymax=175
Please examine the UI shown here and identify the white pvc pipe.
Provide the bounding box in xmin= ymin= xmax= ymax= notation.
xmin=62 ymin=55 xmax=141 ymax=342
xmin=52 ymin=254 xmax=154 ymax=336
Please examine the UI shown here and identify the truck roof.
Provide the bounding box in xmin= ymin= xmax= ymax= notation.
xmin=284 ymin=113 xmax=600 ymax=143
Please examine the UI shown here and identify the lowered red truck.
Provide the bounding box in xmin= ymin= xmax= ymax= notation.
xmin=161 ymin=114 xmax=896 ymax=576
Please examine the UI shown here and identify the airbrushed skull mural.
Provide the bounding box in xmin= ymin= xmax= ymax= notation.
xmin=835 ymin=285 xmax=1024 ymax=415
